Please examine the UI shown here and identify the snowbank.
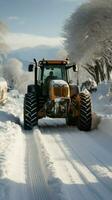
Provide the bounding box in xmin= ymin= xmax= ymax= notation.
xmin=92 ymin=81 xmax=112 ymax=115
xmin=0 ymin=92 xmax=25 ymax=200
xmin=0 ymin=77 xmax=7 ymax=104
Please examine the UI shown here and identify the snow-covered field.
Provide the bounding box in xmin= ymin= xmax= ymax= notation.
xmin=0 ymin=82 xmax=112 ymax=200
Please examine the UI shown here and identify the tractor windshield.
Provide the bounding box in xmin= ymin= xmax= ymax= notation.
xmin=43 ymin=65 xmax=67 ymax=83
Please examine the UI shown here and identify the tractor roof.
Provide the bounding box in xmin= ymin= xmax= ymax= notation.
xmin=39 ymin=59 xmax=68 ymax=66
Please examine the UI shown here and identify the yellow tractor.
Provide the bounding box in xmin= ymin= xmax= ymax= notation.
xmin=24 ymin=59 xmax=92 ymax=131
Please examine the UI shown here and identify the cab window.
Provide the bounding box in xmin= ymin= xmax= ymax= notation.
xmin=43 ymin=65 xmax=66 ymax=83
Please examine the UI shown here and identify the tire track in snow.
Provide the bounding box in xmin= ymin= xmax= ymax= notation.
xmin=53 ymin=130 xmax=112 ymax=198
xmin=38 ymin=127 xmax=90 ymax=200
xmin=39 ymin=123 xmax=112 ymax=200
xmin=39 ymin=127 xmax=100 ymax=200
xmin=52 ymin=133 xmax=102 ymax=200
xmin=51 ymin=131 xmax=105 ymax=200
xmin=25 ymin=132 xmax=51 ymax=200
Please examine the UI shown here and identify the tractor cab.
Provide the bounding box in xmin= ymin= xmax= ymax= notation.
xmin=28 ymin=59 xmax=76 ymax=97
xmin=38 ymin=60 xmax=69 ymax=96
xmin=39 ymin=60 xmax=68 ymax=78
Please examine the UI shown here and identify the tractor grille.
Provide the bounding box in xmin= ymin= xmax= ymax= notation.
xmin=50 ymin=85 xmax=70 ymax=100
xmin=49 ymin=80 xmax=70 ymax=100
xmin=53 ymin=86 xmax=69 ymax=97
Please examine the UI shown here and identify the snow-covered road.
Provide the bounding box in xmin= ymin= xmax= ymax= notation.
xmin=35 ymin=117 xmax=112 ymax=200
xmin=0 ymin=82 xmax=112 ymax=200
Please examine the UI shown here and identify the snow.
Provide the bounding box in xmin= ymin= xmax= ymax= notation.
xmin=0 ymin=77 xmax=7 ymax=104
xmin=0 ymin=77 xmax=7 ymax=84
xmin=92 ymin=81 xmax=112 ymax=116
xmin=0 ymin=80 xmax=112 ymax=200
xmin=50 ymin=80 xmax=69 ymax=86
xmin=0 ymin=92 xmax=26 ymax=200
xmin=35 ymin=117 xmax=112 ymax=200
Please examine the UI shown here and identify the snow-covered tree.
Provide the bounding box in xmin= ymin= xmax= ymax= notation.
xmin=0 ymin=21 xmax=9 ymax=62
xmin=64 ymin=0 xmax=112 ymax=83
xmin=3 ymin=58 xmax=33 ymax=94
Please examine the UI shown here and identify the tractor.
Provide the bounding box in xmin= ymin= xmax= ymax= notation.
xmin=24 ymin=58 xmax=92 ymax=131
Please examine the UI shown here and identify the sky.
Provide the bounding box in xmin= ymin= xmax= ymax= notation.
xmin=0 ymin=0 xmax=86 ymax=56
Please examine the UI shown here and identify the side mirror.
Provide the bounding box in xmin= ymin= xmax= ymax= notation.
xmin=28 ymin=64 xmax=34 ymax=72
xmin=73 ymin=64 xmax=76 ymax=72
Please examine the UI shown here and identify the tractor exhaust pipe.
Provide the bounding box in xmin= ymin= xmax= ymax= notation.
xmin=34 ymin=58 xmax=38 ymax=86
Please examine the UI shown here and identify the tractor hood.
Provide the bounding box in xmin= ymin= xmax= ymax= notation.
xmin=49 ymin=80 xmax=70 ymax=100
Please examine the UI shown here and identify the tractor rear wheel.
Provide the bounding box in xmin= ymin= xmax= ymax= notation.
xmin=78 ymin=92 xmax=92 ymax=131
xmin=24 ymin=93 xmax=38 ymax=130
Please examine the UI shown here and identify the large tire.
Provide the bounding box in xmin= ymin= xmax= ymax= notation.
xmin=78 ymin=92 xmax=92 ymax=131
xmin=24 ymin=93 xmax=38 ymax=130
